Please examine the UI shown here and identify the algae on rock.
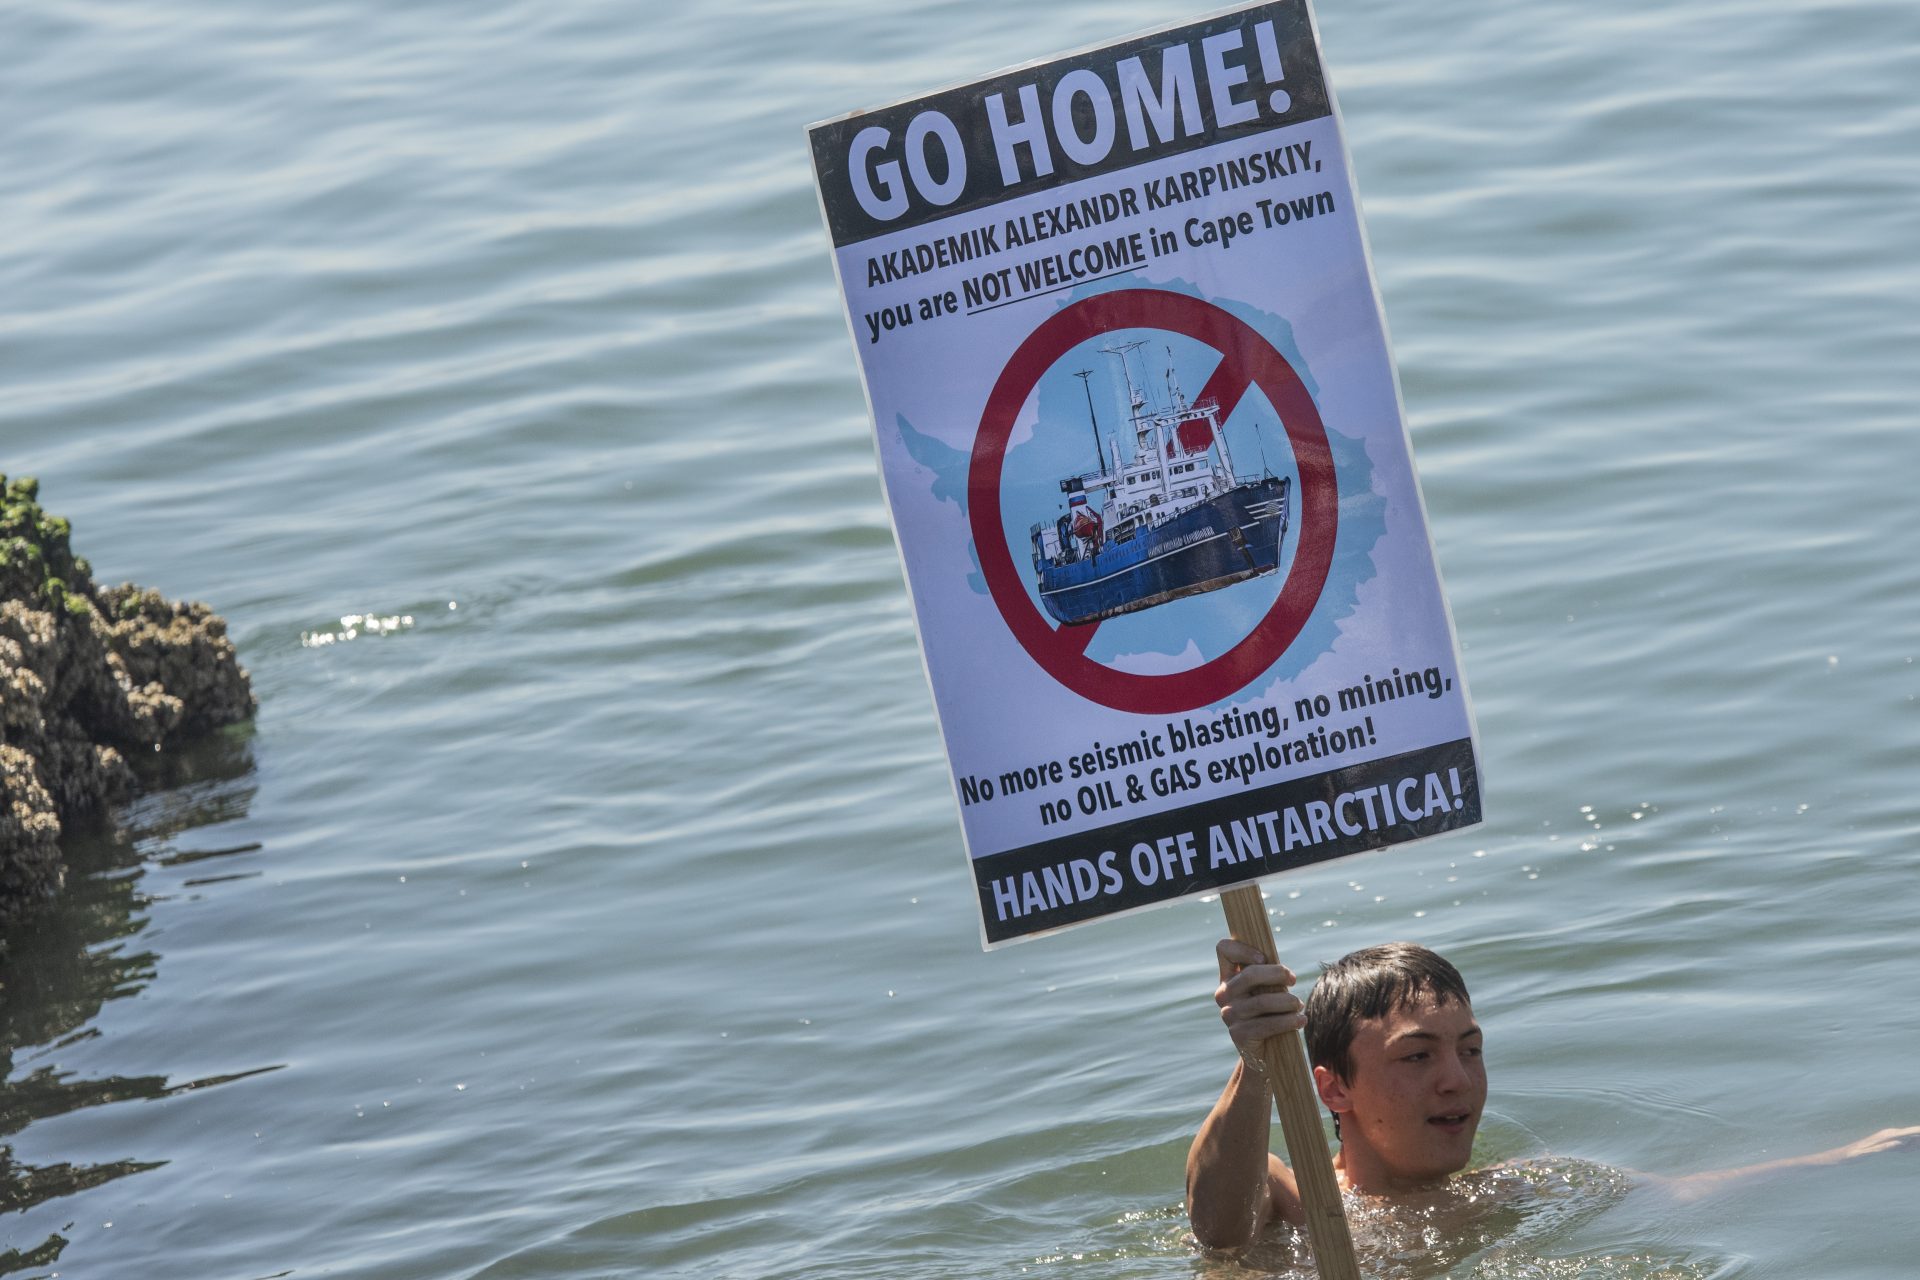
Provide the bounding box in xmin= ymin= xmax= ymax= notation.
xmin=0 ymin=475 xmax=255 ymax=923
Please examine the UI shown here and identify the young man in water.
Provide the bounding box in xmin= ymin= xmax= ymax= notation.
xmin=1185 ymin=938 xmax=1920 ymax=1253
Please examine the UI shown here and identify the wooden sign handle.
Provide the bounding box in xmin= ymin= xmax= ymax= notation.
xmin=1220 ymin=884 xmax=1361 ymax=1280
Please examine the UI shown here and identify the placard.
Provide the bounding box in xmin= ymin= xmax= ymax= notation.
xmin=810 ymin=0 xmax=1481 ymax=946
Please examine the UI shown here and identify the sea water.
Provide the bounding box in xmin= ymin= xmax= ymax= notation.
xmin=2 ymin=0 xmax=1917 ymax=1276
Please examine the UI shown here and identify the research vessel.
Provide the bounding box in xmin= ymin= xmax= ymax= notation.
xmin=1029 ymin=344 xmax=1290 ymax=627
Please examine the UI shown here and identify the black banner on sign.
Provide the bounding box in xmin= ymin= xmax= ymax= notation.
xmin=809 ymin=0 xmax=1330 ymax=248
xmin=973 ymin=739 xmax=1480 ymax=944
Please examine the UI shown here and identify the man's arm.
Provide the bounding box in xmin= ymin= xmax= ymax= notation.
xmin=1186 ymin=939 xmax=1309 ymax=1251
xmin=1642 ymin=1126 xmax=1920 ymax=1201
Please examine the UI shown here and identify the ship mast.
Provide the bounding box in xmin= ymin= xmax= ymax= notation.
xmin=1103 ymin=340 xmax=1184 ymax=512
xmin=1163 ymin=343 xmax=1239 ymax=486
xmin=1163 ymin=345 xmax=1186 ymax=413
xmin=1101 ymin=340 xmax=1152 ymax=453
xmin=1073 ymin=369 xmax=1107 ymax=474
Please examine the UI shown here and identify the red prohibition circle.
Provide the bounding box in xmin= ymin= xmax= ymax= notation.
xmin=968 ymin=289 xmax=1337 ymax=715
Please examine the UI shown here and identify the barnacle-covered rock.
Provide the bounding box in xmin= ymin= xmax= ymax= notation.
xmin=0 ymin=476 xmax=254 ymax=924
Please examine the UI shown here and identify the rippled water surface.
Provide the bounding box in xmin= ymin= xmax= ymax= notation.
xmin=3 ymin=1 xmax=1918 ymax=1276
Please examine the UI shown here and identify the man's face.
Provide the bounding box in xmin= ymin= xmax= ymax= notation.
xmin=1315 ymin=992 xmax=1486 ymax=1193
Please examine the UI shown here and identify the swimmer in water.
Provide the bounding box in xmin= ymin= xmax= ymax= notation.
xmin=1185 ymin=938 xmax=1920 ymax=1253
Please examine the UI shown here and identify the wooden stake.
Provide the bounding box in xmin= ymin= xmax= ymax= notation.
xmin=1220 ymin=883 xmax=1361 ymax=1280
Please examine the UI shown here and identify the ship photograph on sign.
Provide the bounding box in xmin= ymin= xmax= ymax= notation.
xmin=1029 ymin=344 xmax=1291 ymax=628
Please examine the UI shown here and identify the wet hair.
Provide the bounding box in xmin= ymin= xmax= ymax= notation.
xmin=1303 ymin=942 xmax=1470 ymax=1084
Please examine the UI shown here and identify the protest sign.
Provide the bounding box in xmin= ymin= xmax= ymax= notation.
xmin=810 ymin=0 xmax=1481 ymax=950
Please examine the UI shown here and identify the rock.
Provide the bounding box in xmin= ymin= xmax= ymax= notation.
xmin=0 ymin=745 xmax=62 ymax=913
xmin=0 ymin=475 xmax=254 ymax=924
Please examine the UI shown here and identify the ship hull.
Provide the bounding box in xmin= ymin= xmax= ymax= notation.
xmin=1037 ymin=477 xmax=1290 ymax=627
